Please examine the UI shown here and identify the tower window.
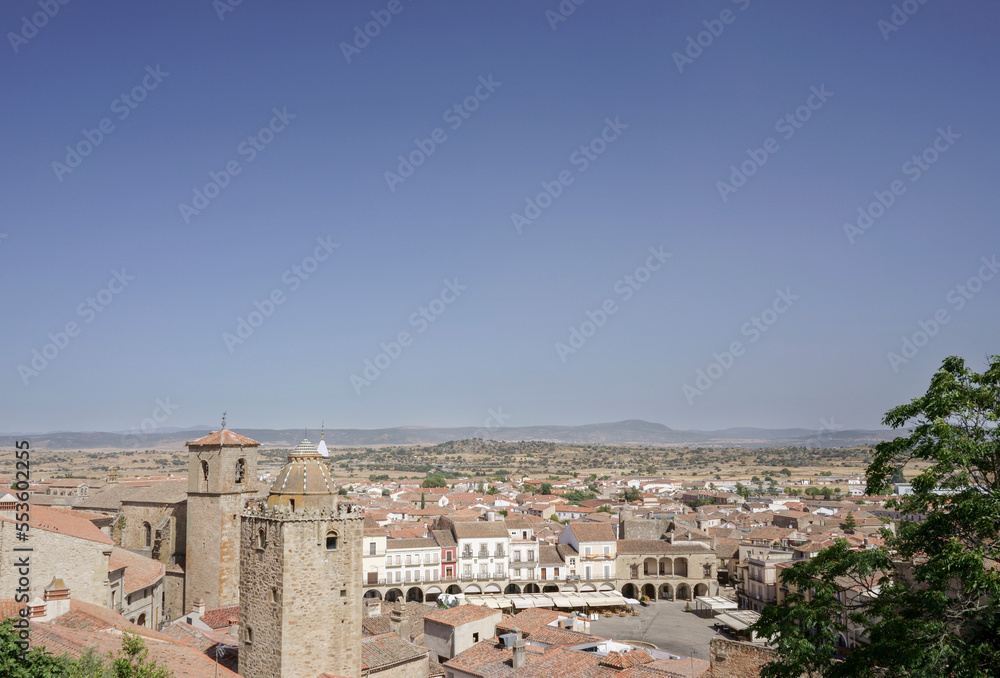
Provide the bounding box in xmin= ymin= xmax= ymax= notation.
xmin=326 ymin=532 xmax=339 ymax=550
xmin=245 ymin=627 xmax=253 ymax=645
xmin=235 ymin=458 xmax=246 ymax=484
xmin=142 ymin=522 xmax=152 ymax=548
xmin=257 ymin=528 xmax=266 ymax=550
xmin=201 ymin=460 xmax=209 ymax=482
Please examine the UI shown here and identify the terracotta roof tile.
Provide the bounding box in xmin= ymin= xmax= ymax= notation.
xmin=451 ymin=521 xmax=509 ymax=539
xmin=185 ymin=429 xmax=260 ymax=447
xmin=108 ymin=548 xmax=165 ymax=594
xmin=568 ymin=522 xmax=616 ymax=543
xmin=200 ymin=605 xmax=240 ymax=629
xmin=425 ymin=604 xmax=501 ymax=628
xmin=598 ymin=648 xmax=654 ymax=669
xmin=0 ymin=505 xmax=113 ymax=545
xmin=30 ymin=622 xmax=240 ymax=678
xmin=361 ymin=632 xmax=426 ymax=670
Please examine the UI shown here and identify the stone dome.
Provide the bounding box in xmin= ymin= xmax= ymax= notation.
xmin=267 ymin=438 xmax=337 ymax=512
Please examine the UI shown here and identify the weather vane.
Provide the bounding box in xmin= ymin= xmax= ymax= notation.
xmin=221 ymin=411 xmax=227 ymax=429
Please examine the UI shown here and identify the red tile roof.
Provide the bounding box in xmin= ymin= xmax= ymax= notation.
xmin=199 ymin=605 xmax=240 ymax=629
xmin=30 ymin=622 xmax=240 ymax=678
xmin=361 ymin=632 xmax=427 ymax=670
xmin=568 ymin=522 xmax=616 ymax=543
xmin=598 ymin=648 xmax=654 ymax=668
xmin=185 ymin=429 xmax=260 ymax=447
xmin=108 ymin=548 xmax=165 ymax=594
xmin=425 ymin=604 xmax=501 ymax=628
xmin=0 ymin=505 xmax=113 ymax=544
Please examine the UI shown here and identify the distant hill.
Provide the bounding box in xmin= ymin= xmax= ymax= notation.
xmin=0 ymin=420 xmax=900 ymax=451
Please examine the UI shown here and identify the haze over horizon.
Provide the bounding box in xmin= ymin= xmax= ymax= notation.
xmin=3 ymin=1 xmax=998 ymax=434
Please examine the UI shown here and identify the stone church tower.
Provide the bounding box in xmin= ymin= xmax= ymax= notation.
xmin=184 ymin=428 xmax=260 ymax=612
xmin=239 ymin=439 xmax=364 ymax=678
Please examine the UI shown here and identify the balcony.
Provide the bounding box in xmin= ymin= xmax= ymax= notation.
xmin=461 ymin=552 xmax=474 ymax=560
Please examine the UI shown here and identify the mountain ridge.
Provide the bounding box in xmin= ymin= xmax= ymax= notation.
xmin=0 ymin=419 xmax=898 ymax=450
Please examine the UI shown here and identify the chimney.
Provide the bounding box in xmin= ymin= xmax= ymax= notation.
xmin=43 ymin=578 xmax=71 ymax=620
xmin=511 ymin=629 xmax=526 ymax=669
xmin=27 ymin=597 xmax=46 ymax=621
xmin=192 ymin=598 xmax=206 ymax=615
xmin=390 ymin=599 xmax=408 ymax=640
xmin=228 ymin=618 xmax=238 ymax=637
xmin=365 ymin=597 xmax=382 ymax=618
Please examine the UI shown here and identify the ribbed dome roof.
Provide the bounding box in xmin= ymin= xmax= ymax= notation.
xmin=266 ymin=438 xmax=337 ymax=511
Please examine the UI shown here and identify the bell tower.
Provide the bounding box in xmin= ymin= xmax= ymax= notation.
xmin=239 ymin=438 xmax=364 ymax=678
xmin=184 ymin=427 xmax=260 ymax=612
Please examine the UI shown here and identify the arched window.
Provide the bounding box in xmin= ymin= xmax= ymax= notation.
xmin=235 ymin=458 xmax=246 ymax=484
xmin=201 ymin=460 xmax=210 ymax=481
xmin=289 ymin=498 xmax=296 ymax=512
xmin=245 ymin=627 xmax=253 ymax=645
xmin=257 ymin=528 xmax=266 ymax=549
xmin=326 ymin=531 xmax=339 ymax=550
xmin=142 ymin=522 xmax=152 ymax=548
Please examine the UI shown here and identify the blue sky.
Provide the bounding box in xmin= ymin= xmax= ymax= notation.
xmin=2 ymin=0 xmax=998 ymax=433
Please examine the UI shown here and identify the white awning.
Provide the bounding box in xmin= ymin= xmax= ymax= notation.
xmin=716 ymin=611 xmax=760 ymax=631
xmin=623 ymin=598 xmax=641 ymax=605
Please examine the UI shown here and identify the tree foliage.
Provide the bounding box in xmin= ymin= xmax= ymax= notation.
xmin=753 ymin=355 xmax=1000 ymax=677
xmin=0 ymin=622 xmax=173 ymax=678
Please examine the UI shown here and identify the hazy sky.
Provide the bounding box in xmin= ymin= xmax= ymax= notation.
xmin=3 ymin=1 xmax=998 ymax=434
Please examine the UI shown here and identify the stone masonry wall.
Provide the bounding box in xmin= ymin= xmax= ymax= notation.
xmin=240 ymin=504 xmax=365 ymax=678
xmin=709 ymin=637 xmax=776 ymax=678
xmin=0 ymin=520 xmax=109 ymax=606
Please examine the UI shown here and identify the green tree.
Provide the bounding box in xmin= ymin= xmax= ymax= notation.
xmin=538 ymin=482 xmax=553 ymax=495
xmin=620 ymin=487 xmax=642 ymax=502
xmin=753 ymin=355 xmax=1000 ymax=677
xmin=839 ymin=512 xmax=856 ymax=532
xmin=420 ymin=492 xmax=426 ymax=509
xmin=111 ymin=631 xmax=172 ymax=678
xmin=1 ymin=618 xmax=73 ymax=677
xmin=780 ymin=468 xmax=792 ymax=477
xmin=421 ymin=476 xmax=447 ymax=488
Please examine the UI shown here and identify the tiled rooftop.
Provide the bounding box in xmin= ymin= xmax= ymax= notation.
xmin=425 ymin=604 xmax=501 ymax=628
